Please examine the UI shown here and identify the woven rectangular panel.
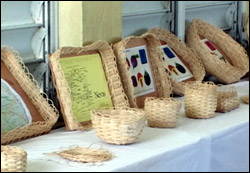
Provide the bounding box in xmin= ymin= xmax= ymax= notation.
xmin=112 ymin=33 xmax=172 ymax=108
xmin=147 ymin=28 xmax=205 ymax=95
xmin=1 ymin=47 xmax=59 ymax=145
xmin=49 ymin=41 xmax=129 ymax=130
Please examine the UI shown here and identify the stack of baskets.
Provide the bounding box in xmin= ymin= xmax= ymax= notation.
xmin=91 ymin=108 xmax=146 ymax=145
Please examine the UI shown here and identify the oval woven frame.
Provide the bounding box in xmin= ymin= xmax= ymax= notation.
xmin=185 ymin=81 xmax=218 ymax=119
xmin=50 ymin=41 xmax=129 ymax=131
xmin=112 ymin=33 xmax=172 ymax=108
xmin=186 ymin=19 xmax=249 ymax=84
xmin=147 ymin=27 xmax=205 ymax=95
xmin=1 ymin=47 xmax=59 ymax=145
xmin=1 ymin=146 xmax=27 ymax=172
xmin=144 ymin=97 xmax=181 ymax=128
xmin=91 ymin=107 xmax=146 ymax=145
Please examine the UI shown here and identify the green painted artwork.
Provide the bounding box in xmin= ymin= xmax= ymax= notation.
xmin=59 ymin=53 xmax=113 ymax=123
xmin=1 ymin=79 xmax=32 ymax=133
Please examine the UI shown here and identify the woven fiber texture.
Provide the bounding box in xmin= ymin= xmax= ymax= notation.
xmin=51 ymin=147 xmax=112 ymax=163
xmin=241 ymin=95 xmax=249 ymax=104
xmin=49 ymin=41 xmax=129 ymax=131
xmin=186 ymin=19 xmax=249 ymax=84
xmin=1 ymin=47 xmax=59 ymax=145
xmin=91 ymin=108 xmax=146 ymax=145
xmin=185 ymin=81 xmax=218 ymax=119
xmin=112 ymin=33 xmax=172 ymax=108
xmin=1 ymin=145 xmax=27 ymax=172
xmin=144 ymin=97 xmax=181 ymax=128
xmin=147 ymin=27 xmax=205 ymax=95
xmin=216 ymin=86 xmax=239 ymax=112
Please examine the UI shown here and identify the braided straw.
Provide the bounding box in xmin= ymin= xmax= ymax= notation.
xmin=185 ymin=81 xmax=218 ymax=119
xmin=241 ymin=95 xmax=249 ymax=104
xmin=112 ymin=33 xmax=172 ymax=108
xmin=51 ymin=147 xmax=112 ymax=163
xmin=144 ymin=97 xmax=181 ymax=128
xmin=1 ymin=47 xmax=59 ymax=145
xmin=147 ymin=27 xmax=205 ymax=95
xmin=91 ymin=107 xmax=146 ymax=145
xmin=186 ymin=19 xmax=249 ymax=84
xmin=49 ymin=41 xmax=129 ymax=131
xmin=1 ymin=146 xmax=27 ymax=172
xmin=216 ymin=86 xmax=239 ymax=112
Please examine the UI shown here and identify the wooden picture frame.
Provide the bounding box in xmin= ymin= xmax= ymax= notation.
xmin=1 ymin=47 xmax=59 ymax=145
xmin=49 ymin=41 xmax=129 ymax=131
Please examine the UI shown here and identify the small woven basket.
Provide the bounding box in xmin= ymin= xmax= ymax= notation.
xmin=147 ymin=27 xmax=205 ymax=95
xmin=91 ymin=108 xmax=146 ymax=145
xmin=241 ymin=95 xmax=249 ymax=104
xmin=185 ymin=81 xmax=218 ymax=119
xmin=186 ymin=19 xmax=249 ymax=84
xmin=216 ymin=86 xmax=239 ymax=112
xmin=144 ymin=97 xmax=181 ymax=128
xmin=1 ymin=146 xmax=27 ymax=172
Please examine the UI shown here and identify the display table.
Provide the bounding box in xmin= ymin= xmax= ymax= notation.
xmin=10 ymin=80 xmax=249 ymax=172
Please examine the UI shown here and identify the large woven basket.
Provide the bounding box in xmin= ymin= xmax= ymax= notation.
xmin=186 ymin=19 xmax=249 ymax=84
xmin=50 ymin=41 xmax=129 ymax=131
xmin=147 ymin=28 xmax=205 ymax=95
xmin=216 ymin=86 xmax=239 ymax=112
xmin=1 ymin=145 xmax=27 ymax=172
xmin=91 ymin=108 xmax=146 ymax=145
xmin=1 ymin=47 xmax=59 ymax=145
xmin=144 ymin=97 xmax=181 ymax=128
xmin=185 ymin=81 xmax=217 ymax=119
xmin=112 ymin=33 xmax=172 ymax=108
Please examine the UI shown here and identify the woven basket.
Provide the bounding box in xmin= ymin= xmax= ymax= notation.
xmin=144 ymin=97 xmax=181 ymax=128
xmin=1 ymin=47 xmax=59 ymax=145
xmin=185 ymin=81 xmax=217 ymax=119
xmin=50 ymin=41 xmax=129 ymax=131
xmin=112 ymin=33 xmax=172 ymax=108
xmin=1 ymin=146 xmax=27 ymax=172
xmin=216 ymin=86 xmax=239 ymax=112
xmin=147 ymin=28 xmax=205 ymax=95
xmin=91 ymin=108 xmax=146 ymax=145
xmin=241 ymin=95 xmax=249 ymax=104
xmin=186 ymin=19 xmax=249 ymax=84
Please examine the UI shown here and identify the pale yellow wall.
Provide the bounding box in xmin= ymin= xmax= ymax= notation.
xmin=82 ymin=1 xmax=122 ymax=46
xmin=58 ymin=1 xmax=83 ymax=47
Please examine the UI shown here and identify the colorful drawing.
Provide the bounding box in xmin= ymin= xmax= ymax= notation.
xmin=168 ymin=65 xmax=178 ymax=75
xmin=175 ymin=63 xmax=186 ymax=74
xmin=144 ymin=71 xmax=151 ymax=86
xmin=163 ymin=47 xmax=175 ymax=58
xmin=139 ymin=49 xmax=148 ymax=64
xmin=204 ymin=41 xmax=216 ymax=51
xmin=131 ymin=76 xmax=137 ymax=87
xmin=137 ymin=73 xmax=143 ymax=87
xmin=131 ymin=55 xmax=139 ymax=68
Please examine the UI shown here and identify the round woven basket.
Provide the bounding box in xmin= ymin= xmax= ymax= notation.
xmin=185 ymin=81 xmax=217 ymax=119
xmin=216 ymin=86 xmax=239 ymax=112
xmin=1 ymin=146 xmax=27 ymax=172
xmin=186 ymin=19 xmax=249 ymax=84
xmin=147 ymin=27 xmax=205 ymax=95
xmin=91 ymin=108 xmax=146 ymax=145
xmin=241 ymin=95 xmax=249 ymax=104
xmin=144 ymin=97 xmax=181 ymax=128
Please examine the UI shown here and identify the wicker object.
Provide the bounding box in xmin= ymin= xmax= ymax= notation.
xmin=241 ymin=95 xmax=249 ymax=104
xmin=144 ymin=97 xmax=181 ymax=128
xmin=147 ymin=28 xmax=205 ymax=95
xmin=112 ymin=33 xmax=172 ymax=108
xmin=216 ymin=86 xmax=239 ymax=112
xmin=1 ymin=47 xmax=59 ymax=145
xmin=51 ymin=147 xmax=112 ymax=163
xmin=1 ymin=146 xmax=27 ymax=172
xmin=91 ymin=108 xmax=146 ymax=145
xmin=186 ymin=19 xmax=249 ymax=84
xmin=50 ymin=41 xmax=129 ymax=130
xmin=185 ymin=81 xmax=218 ymax=119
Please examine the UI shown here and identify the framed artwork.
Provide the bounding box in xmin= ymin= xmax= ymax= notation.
xmin=49 ymin=41 xmax=129 ymax=130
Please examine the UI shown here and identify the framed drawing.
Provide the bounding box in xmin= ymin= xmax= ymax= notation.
xmin=49 ymin=41 xmax=129 ymax=130
xmin=1 ymin=47 xmax=59 ymax=145
xmin=113 ymin=33 xmax=172 ymax=108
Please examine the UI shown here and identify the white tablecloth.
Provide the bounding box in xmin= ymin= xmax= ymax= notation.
xmin=11 ymin=81 xmax=249 ymax=172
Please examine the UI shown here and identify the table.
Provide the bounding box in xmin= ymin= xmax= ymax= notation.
xmin=11 ymin=80 xmax=249 ymax=172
